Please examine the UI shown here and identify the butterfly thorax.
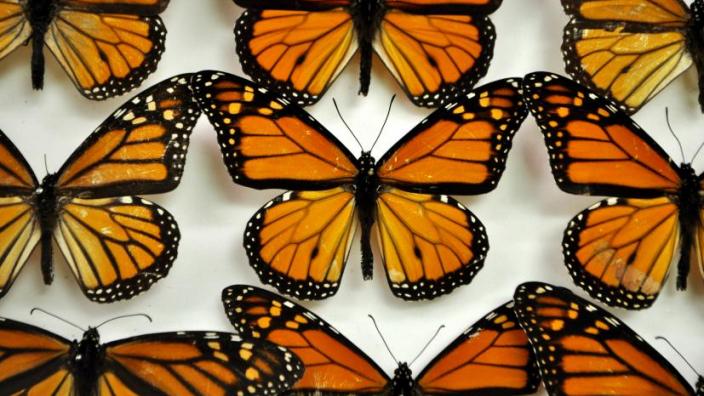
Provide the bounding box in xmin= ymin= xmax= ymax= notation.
xmin=350 ymin=0 xmax=385 ymax=96
xmin=36 ymin=173 xmax=60 ymax=285
xmin=24 ymin=0 xmax=57 ymax=89
xmin=389 ymin=363 xmax=417 ymax=396
xmin=355 ymin=152 xmax=380 ymax=280
xmin=674 ymin=164 xmax=702 ymax=290
xmin=69 ymin=328 xmax=105 ymax=395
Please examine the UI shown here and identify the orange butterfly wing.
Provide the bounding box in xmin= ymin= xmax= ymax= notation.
xmin=191 ymin=71 xmax=359 ymax=190
xmin=514 ymin=282 xmax=696 ymax=396
xmin=223 ymin=285 xmax=391 ymax=394
xmin=415 ymin=301 xmax=540 ymax=394
xmin=235 ymin=9 xmax=358 ymax=106
xmin=0 ymin=318 xmax=75 ymax=395
xmin=524 ymin=71 xmax=682 ymax=198
xmin=0 ymin=0 xmax=32 ymax=61
xmin=561 ymin=0 xmax=693 ymax=113
xmin=44 ymin=1 xmax=169 ymax=100
xmin=101 ymin=331 xmax=303 ymax=395
xmin=376 ymin=78 xmax=527 ymax=195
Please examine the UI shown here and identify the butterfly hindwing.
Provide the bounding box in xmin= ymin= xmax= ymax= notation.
xmin=60 ymin=0 xmax=170 ymax=14
xmin=513 ymin=282 xmax=696 ymax=396
xmin=560 ymin=0 xmax=693 ymax=113
xmin=55 ymin=74 xmax=199 ymax=198
xmin=0 ymin=317 xmax=75 ymax=395
xmin=235 ymin=9 xmax=358 ymax=107
xmin=191 ymin=71 xmax=360 ymax=191
xmin=415 ymin=301 xmax=540 ymax=395
xmin=101 ymin=331 xmax=303 ymax=395
xmin=524 ymin=72 xmax=682 ymax=198
xmin=376 ymin=77 xmax=527 ymax=195
xmin=222 ymin=285 xmax=392 ymax=394
xmin=375 ymin=187 xmax=487 ymax=301
xmin=244 ymin=188 xmax=357 ymax=300
xmin=0 ymin=0 xmax=32 ymax=61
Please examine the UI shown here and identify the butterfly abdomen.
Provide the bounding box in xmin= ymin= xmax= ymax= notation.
xmin=356 ymin=152 xmax=379 ymax=280
xmin=352 ymin=0 xmax=385 ymax=96
xmin=36 ymin=173 xmax=59 ymax=285
xmin=675 ymin=164 xmax=701 ymax=290
xmin=26 ymin=0 xmax=57 ymax=90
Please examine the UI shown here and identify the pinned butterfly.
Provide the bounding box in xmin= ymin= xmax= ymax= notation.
xmin=223 ymin=284 xmax=540 ymax=395
xmin=0 ymin=0 xmax=169 ymax=99
xmin=192 ymin=71 xmax=527 ymax=300
xmin=560 ymin=0 xmax=704 ymax=113
xmin=525 ymin=72 xmax=704 ymax=309
xmin=0 ymin=74 xmax=199 ymax=303
xmin=514 ymin=282 xmax=704 ymax=396
xmin=0 ymin=312 xmax=303 ymax=395
xmin=232 ymin=0 xmax=504 ymax=107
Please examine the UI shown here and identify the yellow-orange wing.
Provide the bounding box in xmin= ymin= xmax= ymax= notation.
xmin=191 ymin=71 xmax=359 ymax=191
xmin=375 ymin=187 xmax=487 ymax=300
xmin=563 ymin=197 xmax=680 ymax=310
xmin=513 ymin=282 xmax=696 ymax=396
xmin=0 ymin=129 xmax=40 ymax=300
xmin=53 ymin=196 xmax=179 ymax=303
xmin=235 ymin=9 xmax=357 ymax=106
xmin=45 ymin=0 xmax=169 ymax=100
xmin=524 ymin=72 xmax=682 ymax=198
xmin=0 ymin=317 xmax=75 ymax=395
xmin=376 ymin=78 xmax=526 ymax=195
xmin=100 ymin=331 xmax=303 ymax=395
xmin=223 ymin=285 xmax=392 ymax=394
xmin=374 ymin=12 xmax=497 ymax=107
xmin=244 ymin=188 xmax=357 ymax=300
xmin=415 ymin=301 xmax=540 ymax=395
xmin=561 ymin=0 xmax=693 ymax=113
xmin=0 ymin=0 xmax=31 ymax=61
xmin=55 ymin=74 xmax=199 ymax=198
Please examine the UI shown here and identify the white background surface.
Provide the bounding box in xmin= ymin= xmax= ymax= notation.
xmin=0 ymin=1 xmax=702 ymax=394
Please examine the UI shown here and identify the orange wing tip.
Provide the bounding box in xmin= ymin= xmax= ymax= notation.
xmin=243 ymin=193 xmax=341 ymax=301
xmin=83 ymin=197 xmax=180 ymax=303
xmin=390 ymin=198 xmax=489 ymax=301
xmin=562 ymin=198 xmax=659 ymax=310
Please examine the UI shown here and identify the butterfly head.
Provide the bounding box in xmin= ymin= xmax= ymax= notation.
xmin=359 ymin=152 xmax=376 ymax=175
xmin=697 ymin=376 xmax=703 ymax=395
xmin=390 ymin=362 xmax=415 ymax=395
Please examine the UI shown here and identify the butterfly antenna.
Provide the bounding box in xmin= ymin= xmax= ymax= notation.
xmin=409 ymin=324 xmax=445 ymax=366
xmin=95 ymin=313 xmax=153 ymax=329
xmin=30 ymin=308 xmax=85 ymax=332
xmin=369 ymin=95 xmax=396 ymax=153
xmin=43 ymin=154 xmax=49 ymax=175
xmin=655 ymin=336 xmax=702 ymax=377
xmin=690 ymin=139 xmax=704 ymax=164
xmin=665 ymin=108 xmax=686 ymax=163
xmin=333 ymin=98 xmax=364 ymax=152
xmin=368 ymin=314 xmax=399 ymax=364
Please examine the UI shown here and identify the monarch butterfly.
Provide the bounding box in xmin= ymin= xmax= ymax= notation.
xmin=0 ymin=314 xmax=303 ymax=395
xmin=524 ymin=71 xmax=704 ymax=310
xmin=514 ymin=282 xmax=704 ymax=396
xmin=192 ymin=70 xmax=527 ymax=301
xmin=560 ymin=0 xmax=704 ymax=114
xmin=0 ymin=74 xmax=200 ymax=303
xmin=232 ymin=0 xmax=503 ymax=107
xmin=222 ymin=284 xmax=541 ymax=395
xmin=0 ymin=0 xmax=169 ymax=100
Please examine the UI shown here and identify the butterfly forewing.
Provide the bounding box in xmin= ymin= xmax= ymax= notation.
xmin=222 ymin=285 xmax=392 ymax=394
xmin=376 ymin=78 xmax=526 ymax=195
xmin=415 ymin=301 xmax=540 ymax=395
xmin=0 ymin=0 xmax=31 ymax=61
xmin=513 ymin=282 xmax=695 ymax=396
xmin=191 ymin=71 xmax=360 ymax=191
xmin=102 ymin=331 xmax=303 ymax=395
xmin=244 ymin=188 xmax=357 ymax=300
xmin=375 ymin=188 xmax=487 ymax=301
xmin=55 ymin=74 xmax=199 ymax=198
xmin=560 ymin=0 xmax=693 ymax=113
xmin=524 ymin=72 xmax=682 ymax=198
xmin=0 ymin=318 xmax=75 ymax=395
